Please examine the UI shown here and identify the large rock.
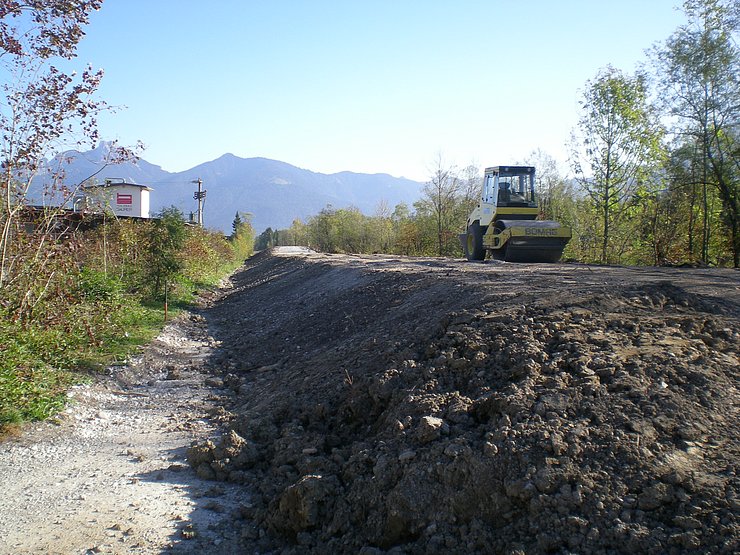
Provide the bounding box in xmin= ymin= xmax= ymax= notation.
xmin=416 ymin=416 xmax=448 ymax=444
xmin=268 ymin=474 xmax=341 ymax=536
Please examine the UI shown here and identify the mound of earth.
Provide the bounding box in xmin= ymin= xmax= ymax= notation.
xmin=192 ymin=249 xmax=739 ymax=554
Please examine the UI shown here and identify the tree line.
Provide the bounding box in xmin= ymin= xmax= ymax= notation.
xmin=258 ymin=0 xmax=739 ymax=268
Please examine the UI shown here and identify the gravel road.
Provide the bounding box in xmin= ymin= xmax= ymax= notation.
xmin=0 ymin=311 xmax=247 ymax=554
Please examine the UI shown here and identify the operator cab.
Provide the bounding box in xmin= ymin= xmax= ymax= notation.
xmin=482 ymin=166 xmax=536 ymax=208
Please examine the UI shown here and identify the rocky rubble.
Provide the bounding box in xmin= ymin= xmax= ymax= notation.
xmin=191 ymin=250 xmax=739 ymax=553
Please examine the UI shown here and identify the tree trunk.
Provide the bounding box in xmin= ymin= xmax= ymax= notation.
xmin=702 ymin=180 xmax=709 ymax=264
xmin=688 ymin=181 xmax=696 ymax=259
xmin=601 ymin=173 xmax=611 ymax=264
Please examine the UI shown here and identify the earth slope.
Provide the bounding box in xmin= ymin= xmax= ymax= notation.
xmin=193 ymin=249 xmax=739 ymax=554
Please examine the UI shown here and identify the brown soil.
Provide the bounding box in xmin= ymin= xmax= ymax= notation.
xmin=1 ymin=247 xmax=738 ymax=554
xmin=192 ymin=248 xmax=739 ymax=554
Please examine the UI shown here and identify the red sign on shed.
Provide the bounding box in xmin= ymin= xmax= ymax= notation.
xmin=116 ymin=193 xmax=133 ymax=205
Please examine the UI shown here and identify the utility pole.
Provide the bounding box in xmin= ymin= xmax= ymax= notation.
xmin=192 ymin=178 xmax=206 ymax=227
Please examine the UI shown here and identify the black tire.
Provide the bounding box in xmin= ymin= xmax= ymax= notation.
xmin=465 ymin=222 xmax=486 ymax=261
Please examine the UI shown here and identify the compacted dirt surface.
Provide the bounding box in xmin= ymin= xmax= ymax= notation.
xmin=1 ymin=247 xmax=739 ymax=554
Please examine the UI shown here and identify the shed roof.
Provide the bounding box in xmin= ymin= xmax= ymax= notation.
xmin=83 ymin=180 xmax=153 ymax=191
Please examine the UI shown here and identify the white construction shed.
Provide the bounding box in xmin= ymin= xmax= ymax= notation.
xmin=78 ymin=179 xmax=153 ymax=218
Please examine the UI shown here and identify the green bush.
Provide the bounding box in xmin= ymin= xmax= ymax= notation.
xmin=78 ymin=268 xmax=124 ymax=303
xmin=0 ymin=208 xmax=250 ymax=432
xmin=0 ymin=316 xmax=81 ymax=426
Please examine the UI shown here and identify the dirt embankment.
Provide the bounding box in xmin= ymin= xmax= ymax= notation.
xmin=190 ymin=249 xmax=739 ymax=554
xmin=1 ymin=249 xmax=738 ymax=554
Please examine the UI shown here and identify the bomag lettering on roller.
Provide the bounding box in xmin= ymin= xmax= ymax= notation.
xmin=460 ymin=165 xmax=571 ymax=263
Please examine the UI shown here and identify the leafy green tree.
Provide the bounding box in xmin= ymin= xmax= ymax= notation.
xmin=570 ymin=66 xmax=665 ymax=263
xmin=458 ymin=164 xmax=482 ymax=219
xmin=291 ymin=219 xmax=309 ymax=247
xmin=630 ymin=171 xmax=690 ymax=265
xmin=271 ymin=219 xmax=308 ymax=247
xmin=255 ymin=227 xmax=276 ymax=250
xmin=653 ymin=0 xmax=740 ymax=266
xmin=521 ymin=149 xmax=562 ymax=220
xmin=659 ymin=138 xmax=725 ymax=263
xmin=230 ymin=215 xmax=255 ymax=261
xmin=309 ymin=207 xmax=339 ymax=252
xmin=146 ymin=207 xmax=186 ymax=297
xmin=371 ymin=201 xmax=394 ymax=253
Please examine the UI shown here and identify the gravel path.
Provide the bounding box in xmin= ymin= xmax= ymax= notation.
xmin=0 ymin=312 xmax=247 ymax=555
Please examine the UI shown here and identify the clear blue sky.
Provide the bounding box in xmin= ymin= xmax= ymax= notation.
xmin=72 ymin=0 xmax=687 ymax=181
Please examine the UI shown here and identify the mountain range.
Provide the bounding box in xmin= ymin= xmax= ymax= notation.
xmin=44 ymin=143 xmax=425 ymax=233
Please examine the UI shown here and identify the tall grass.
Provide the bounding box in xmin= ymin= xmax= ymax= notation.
xmin=0 ymin=212 xmax=254 ymax=431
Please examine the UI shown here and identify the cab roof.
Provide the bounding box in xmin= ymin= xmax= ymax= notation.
xmin=484 ymin=166 xmax=535 ymax=176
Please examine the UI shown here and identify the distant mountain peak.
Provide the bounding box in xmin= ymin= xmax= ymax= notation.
xmin=49 ymin=145 xmax=424 ymax=234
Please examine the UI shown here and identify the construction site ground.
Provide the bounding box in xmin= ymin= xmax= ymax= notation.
xmin=0 ymin=247 xmax=738 ymax=554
